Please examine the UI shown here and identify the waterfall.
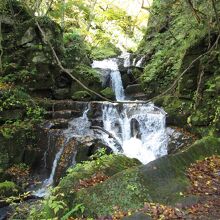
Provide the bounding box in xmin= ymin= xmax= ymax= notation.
xmin=35 ymin=107 xmax=91 ymax=197
xmin=101 ymin=103 xmax=167 ymax=164
xmin=35 ymin=54 xmax=168 ymax=197
xmin=34 ymin=145 xmax=64 ymax=197
xmin=136 ymin=56 xmax=145 ymax=67
xmin=92 ymin=59 xmax=125 ymax=101
xmin=91 ymin=55 xmax=168 ymax=164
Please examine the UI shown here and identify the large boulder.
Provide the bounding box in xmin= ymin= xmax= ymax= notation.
xmin=34 ymin=136 xmax=220 ymax=218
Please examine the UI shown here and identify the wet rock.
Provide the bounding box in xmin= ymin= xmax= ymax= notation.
xmin=0 ymin=206 xmax=12 ymax=220
xmin=0 ymin=109 xmax=24 ymax=122
xmin=167 ymin=127 xmax=195 ymax=154
xmin=53 ymin=88 xmax=70 ymax=100
xmin=54 ymin=138 xmax=78 ymax=184
xmin=49 ymin=119 xmax=69 ymax=129
xmin=44 ymin=110 xmax=75 ymax=120
xmin=130 ymin=118 xmax=141 ymax=139
xmin=125 ymin=84 xmax=143 ymax=95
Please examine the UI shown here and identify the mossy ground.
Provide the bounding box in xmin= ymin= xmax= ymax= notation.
xmin=31 ymin=137 xmax=220 ymax=219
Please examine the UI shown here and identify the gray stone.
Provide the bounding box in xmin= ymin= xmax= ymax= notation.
xmin=53 ymin=88 xmax=70 ymax=100
xmin=19 ymin=27 xmax=36 ymax=45
xmin=125 ymin=84 xmax=143 ymax=95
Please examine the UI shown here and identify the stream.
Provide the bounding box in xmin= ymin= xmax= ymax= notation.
xmin=34 ymin=54 xmax=168 ymax=197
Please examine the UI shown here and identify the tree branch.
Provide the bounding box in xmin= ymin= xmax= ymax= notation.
xmin=91 ymin=126 xmax=122 ymax=148
xmin=35 ymin=21 xmax=111 ymax=102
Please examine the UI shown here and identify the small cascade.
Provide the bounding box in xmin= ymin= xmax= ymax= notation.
xmin=119 ymin=52 xmax=131 ymax=67
xmin=35 ymin=107 xmax=91 ymax=197
xmin=135 ymin=56 xmax=145 ymax=67
xmin=34 ymin=145 xmax=64 ymax=197
xmin=34 ymin=53 xmax=168 ymax=197
xmin=101 ymin=103 xmax=167 ymax=164
xmin=92 ymin=59 xmax=125 ymax=101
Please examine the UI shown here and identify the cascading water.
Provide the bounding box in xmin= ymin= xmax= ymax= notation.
xmin=35 ymin=54 xmax=168 ymax=197
xmin=34 ymin=106 xmax=92 ymax=197
xmin=35 ymin=145 xmax=64 ymax=197
xmin=92 ymin=59 xmax=125 ymax=101
xmin=101 ymin=103 xmax=167 ymax=164
xmin=92 ymin=55 xmax=168 ymax=164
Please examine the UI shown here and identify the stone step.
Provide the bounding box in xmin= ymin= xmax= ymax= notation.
xmin=53 ymin=101 xmax=88 ymax=111
xmin=37 ymin=99 xmax=88 ymax=112
xmin=44 ymin=110 xmax=81 ymax=120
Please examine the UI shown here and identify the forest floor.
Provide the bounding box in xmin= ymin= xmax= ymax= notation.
xmin=71 ymin=155 xmax=220 ymax=220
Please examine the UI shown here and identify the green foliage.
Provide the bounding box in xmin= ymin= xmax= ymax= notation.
xmin=138 ymin=0 xmax=214 ymax=94
xmin=90 ymin=148 xmax=107 ymax=160
xmin=71 ymin=90 xmax=91 ymax=101
xmin=91 ymin=44 xmax=120 ymax=60
xmin=0 ymin=181 xmax=19 ymax=198
xmin=64 ymin=31 xmax=90 ymax=67
xmin=61 ymin=203 xmax=85 ymax=220
xmin=32 ymin=155 xmax=140 ymax=219
xmin=73 ymin=64 xmax=100 ymax=83
xmin=1 ymin=69 xmax=37 ymax=84
xmin=0 ymin=86 xmax=44 ymax=138
xmin=100 ymin=87 xmax=115 ymax=99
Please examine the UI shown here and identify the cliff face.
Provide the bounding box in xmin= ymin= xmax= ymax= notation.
xmin=138 ymin=0 xmax=220 ymax=137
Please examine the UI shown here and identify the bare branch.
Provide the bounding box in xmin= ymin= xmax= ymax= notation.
xmin=35 ymin=21 xmax=111 ymax=102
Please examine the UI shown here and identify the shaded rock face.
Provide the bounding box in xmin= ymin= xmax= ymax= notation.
xmin=1 ymin=1 xmax=103 ymax=101
xmin=166 ymin=127 xmax=196 ymax=154
xmin=0 ymin=126 xmax=47 ymax=177
xmin=136 ymin=0 xmax=220 ymax=136
xmin=1 ymin=3 xmax=64 ymax=97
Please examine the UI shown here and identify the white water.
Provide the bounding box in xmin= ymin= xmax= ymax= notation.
xmin=34 ymin=145 xmax=64 ymax=197
xmin=101 ymin=103 xmax=167 ymax=164
xmin=92 ymin=59 xmax=125 ymax=101
xmin=35 ymin=107 xmax=92 ymax=197
xmin=136 ymin=56 xmax=145 ymax=67
xmin=92 ymin=55 xmax=168 ymax=164
xmin=36 ymin=54 xmax=168 ymax=197
xmin=119 ymin=52 xmax=131 ymax=67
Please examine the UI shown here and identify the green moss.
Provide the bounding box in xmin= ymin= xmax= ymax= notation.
xmin=71 ymin=90 xmax=91 ymax=101
xmin=154 ymin=95 xmax=192 ymax=127
xmin=0 ymin=181 xmax=19 ymax=198
xmin=73 ymin=65 xmax=100 ymax=83
xmin=100 ymin=87 xmax=115 ymax=99
xmin=36 ymin=137 xmax=220 ymax=218
xmin=35 ymin=155 xmax=140 ymax=219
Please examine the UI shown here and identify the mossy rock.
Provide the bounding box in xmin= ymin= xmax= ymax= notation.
xmin=71 ymin=90 xmax=91 ymax=101
xmin=69 ymin=136 xmax=220 ymax=217
xmin=154 ymin=95 xmax=192 ymax=127
xmin=37 ymin=155 xmax=140 ymax=219
xmin=0 ymin=181 xmax=19 ymax=198
xmin=100 ymin=87 xmax=115 ymax=100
